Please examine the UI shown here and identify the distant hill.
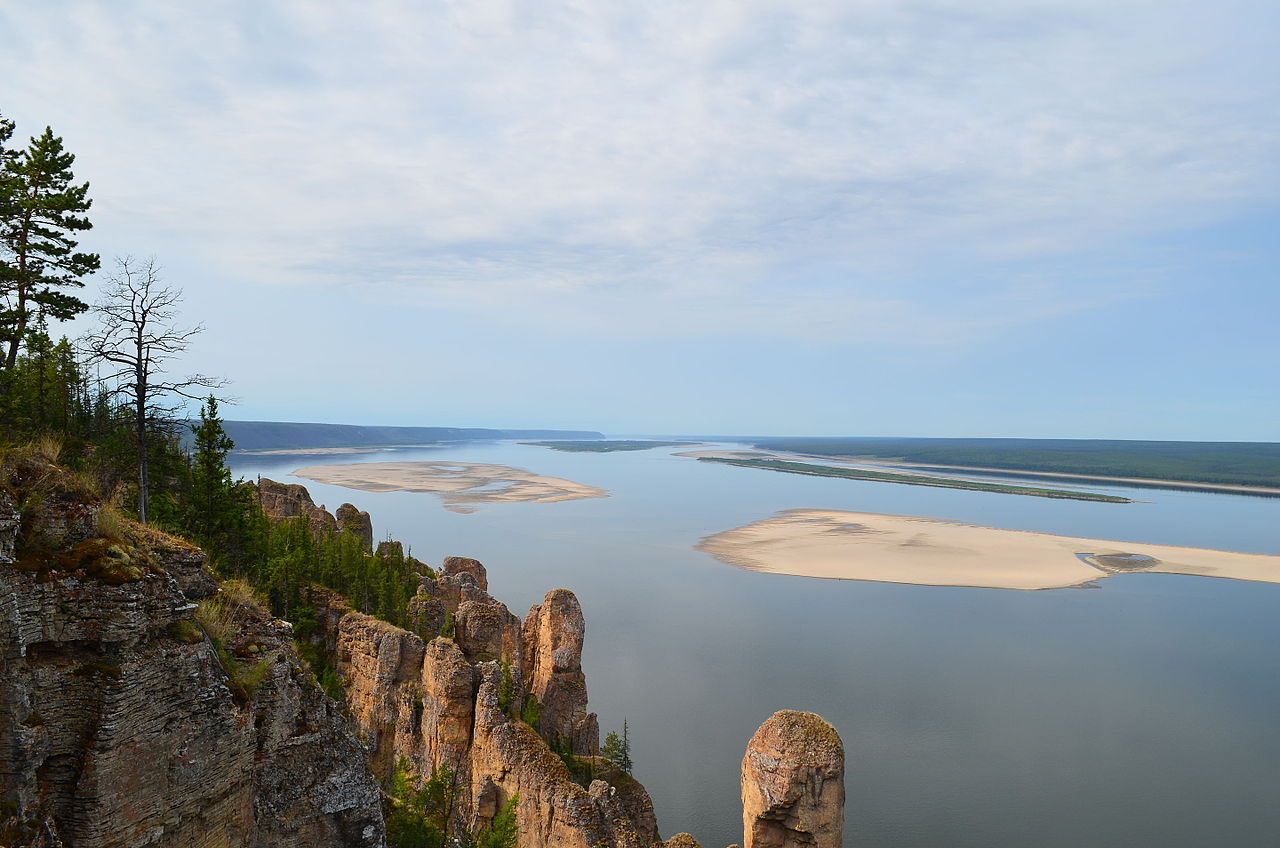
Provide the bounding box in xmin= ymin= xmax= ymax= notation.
xmin=749 ymin=437 xmax=1280 ymax=489
xmin=223 ymin=420 xmax=604 ymax=451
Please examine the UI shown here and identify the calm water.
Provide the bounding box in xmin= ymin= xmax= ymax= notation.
xmin=231 ymin=442 xmax=1280 ymax=848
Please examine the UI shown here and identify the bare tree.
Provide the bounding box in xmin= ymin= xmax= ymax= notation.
xmin=83 ymin=256 xmax=225 ymax=524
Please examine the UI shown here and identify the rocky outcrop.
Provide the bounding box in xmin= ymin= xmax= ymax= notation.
xmin=0 ymin=506 xmax=384 ymax=847
xmin=741 ymin=711 xmax=844 ymax=848
xmin=468 ymin=662 xmax=659 ymax=847
xmin=304 ymin=561 xmax=655 ymax=848
xmin=441 ymin=555 xmax=488 ymax=591
xmin=255 ymin=478 xmax=338 ymax=535
xmin=522 ymin=589 xmax=598 ymax=755
xmin=336 ymin=503 xmax=373 ymax=551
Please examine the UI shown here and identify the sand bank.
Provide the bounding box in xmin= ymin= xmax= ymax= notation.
xmin=292 ymin=461 xmax=607 ymax=513
xmin=697 ymin=509 xmax=1280 ymax=590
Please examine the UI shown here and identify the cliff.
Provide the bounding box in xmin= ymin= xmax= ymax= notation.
xmin=0 ymin=456 xmax=383 ymax=847
xmin=3 ymin=462 xmax=845 ymax=847
xmin=304 ymin=573 xmax=658 ymax=848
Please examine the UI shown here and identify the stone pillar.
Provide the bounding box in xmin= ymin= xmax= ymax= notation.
xmin=741 ymin=710 xmax=844 ymax=848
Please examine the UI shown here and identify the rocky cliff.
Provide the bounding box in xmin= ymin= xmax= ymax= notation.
xmin=303 ymin=566 xmax=659 ymax=848
xmin=0 ymin=459 xmax=384 ymax=848
xmin=3 ymin=465 xmax=846 ymax=847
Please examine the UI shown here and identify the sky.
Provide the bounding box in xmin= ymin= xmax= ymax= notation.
xmin=1 ymin=0 xmax=1277 ymax=439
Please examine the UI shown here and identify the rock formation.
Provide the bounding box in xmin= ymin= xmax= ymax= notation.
xmin=299 ymin=562 xmax=653 ymax=848
xmin=255 ymin=477 xmax=338 ymax=535
xmin=741 ymin=710 xmax=845 ymax=848
xmin=522 ymin=588 xmax=599 ymax=755
xmin=336 ymin=503 xmax=373 ymax=551
xmin=441 ymin=555 xmax=488 ymax=591
xmin=0 ymin=481 xmax=383 ymax=848
xmin=2 ymin=467 xmax=846 ymax=848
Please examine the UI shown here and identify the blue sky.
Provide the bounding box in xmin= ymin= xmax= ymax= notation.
xmin=2 ymin=0 xmax=1277 ymax=439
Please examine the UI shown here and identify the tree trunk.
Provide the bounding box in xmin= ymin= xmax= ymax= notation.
xmin=136 ymin=375 xmax=149 ymax=525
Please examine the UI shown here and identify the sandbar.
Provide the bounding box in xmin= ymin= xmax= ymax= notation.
xmin=292 ymin=461 xmax=607 ymax=513
xmin=697 ymin=509 xmax=1280 ymax=590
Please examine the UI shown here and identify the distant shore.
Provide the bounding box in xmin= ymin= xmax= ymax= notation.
xmin=292 ymin=461 xmax=608 ymax=513
xmin=679 ymin=451 xmax=1132 ymax=503
xmin=698 ymin=509 xmax=1280 ymax=590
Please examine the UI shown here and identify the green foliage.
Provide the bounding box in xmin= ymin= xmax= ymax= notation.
xmin=385 ymin=758 xmax=457 ymax=848
xmin=467 ymin=794 xmax=519 ymax=848
xmin=187 ymin=396 xmax=256 ymax=569
xmin=601 ymin=720 xmax=633 ymax=775
xmin=497 ymin=660 xmax=516 ymax=717
xmin=519 ymin=694 xmax=541 ymax=729
xmin=439 ymin=609 xmax=456 ymax=639
xmin=0 ymin=123 xmax=99 ymax=372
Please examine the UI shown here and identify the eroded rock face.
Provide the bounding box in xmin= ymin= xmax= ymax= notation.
xmin=741 ymin=711 xmax=844 ymax=848
xmin=469 ymin=662 xmax=659 ymax=848
xmin=336 ymin=503 xmax=373 ymax=551
xmin=441 ymin=555 xmax=488 ymax=591
xmin=522 ymin=589 xmax=598 ymax=755
xmin=255 ymin=478 xmax=337 ymax=535
xmin=456 ymin=596 xmax=522 ymax=664
xmin=0 ymin=524 xmax=384 ymax=848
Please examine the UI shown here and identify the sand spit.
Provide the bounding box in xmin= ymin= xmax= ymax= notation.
xmin=292 ymin=461 xmax=608 ymax=513
xmin=697 ymin=509 xmax=1280 ymax=590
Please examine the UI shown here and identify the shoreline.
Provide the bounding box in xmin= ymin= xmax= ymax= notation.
xmin=697 ymin=509 xmax=1280 ymax=590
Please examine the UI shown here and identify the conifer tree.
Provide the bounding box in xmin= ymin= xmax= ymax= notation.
xmin=601 ymin=720 xmax=633 ymax=774
xmin=0 ymin=125 xmax=99 ymax=373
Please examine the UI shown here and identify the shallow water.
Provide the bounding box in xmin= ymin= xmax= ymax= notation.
xmin=231 ymin=441 xmax=1280 ymax=848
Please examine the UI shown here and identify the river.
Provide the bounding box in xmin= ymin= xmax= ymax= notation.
xmin=230 ymin=440 xmax=1280 ymax=848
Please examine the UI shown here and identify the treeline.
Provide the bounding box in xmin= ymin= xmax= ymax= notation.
xmin=751 ymin=437 xmax=1280 ymax=488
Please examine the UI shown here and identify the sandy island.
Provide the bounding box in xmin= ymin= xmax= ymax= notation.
xmin=697 ymin=509 xmax=1280 ymax=590
xmin=292 ymin=461 xmax=608 ymax=513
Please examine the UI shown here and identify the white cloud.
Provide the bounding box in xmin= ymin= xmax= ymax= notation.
xmin=2 ymin=0 xmax=1276 ymax=343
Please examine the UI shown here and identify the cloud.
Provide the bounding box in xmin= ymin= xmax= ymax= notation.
xmin=2 ymin=0 xmax=1276 ymax=344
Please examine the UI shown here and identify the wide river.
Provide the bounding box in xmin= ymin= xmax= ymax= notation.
xmin=230 ymin=441 xmax=1280 ymax=848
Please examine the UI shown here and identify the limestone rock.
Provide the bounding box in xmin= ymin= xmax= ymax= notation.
xmin=456 ymin=596 xmax=522 ymax=664
xmin=336 ymin=503 xmax=373 ymax=551
xmin=468 ymin=662 xmax=659 ymax=848
xmin=660 ymin=835 xmax=704 ymax=848
xmin=255 ymin=478 xmax=337 ymax=535
xmin=441 ymin=555 xmax=488 ymax=591
xmin=0 ymin=524 xmax=384 ymax=847
xmin=406 ymin=591 xmax=446 ymax=643
xmin=741 ymin=711 xmax=844 ymax=848
xmin=376 ymin=540 xmax=403 ymax=559
xmin=522 ymin=589 xmax=598 ymax=754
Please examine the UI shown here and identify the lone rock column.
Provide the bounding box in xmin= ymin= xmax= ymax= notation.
xmin=742 ymin=710 xmax=845 ymax=848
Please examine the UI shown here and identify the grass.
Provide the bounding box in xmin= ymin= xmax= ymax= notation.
xmin=698 ymin=456 xmax=1133 ymax=503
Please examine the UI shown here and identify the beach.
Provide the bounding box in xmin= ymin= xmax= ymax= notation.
xmin=698 ymin=509 xmax=1280 ymax=590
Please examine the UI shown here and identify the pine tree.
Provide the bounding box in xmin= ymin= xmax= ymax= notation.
xmin=601 ymin=719 xmax=633 ymax=774
xmin=189 ymin=396 xmax=240 ymax=557
xmin=0 ymin=126 xmax=99 ymax=373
